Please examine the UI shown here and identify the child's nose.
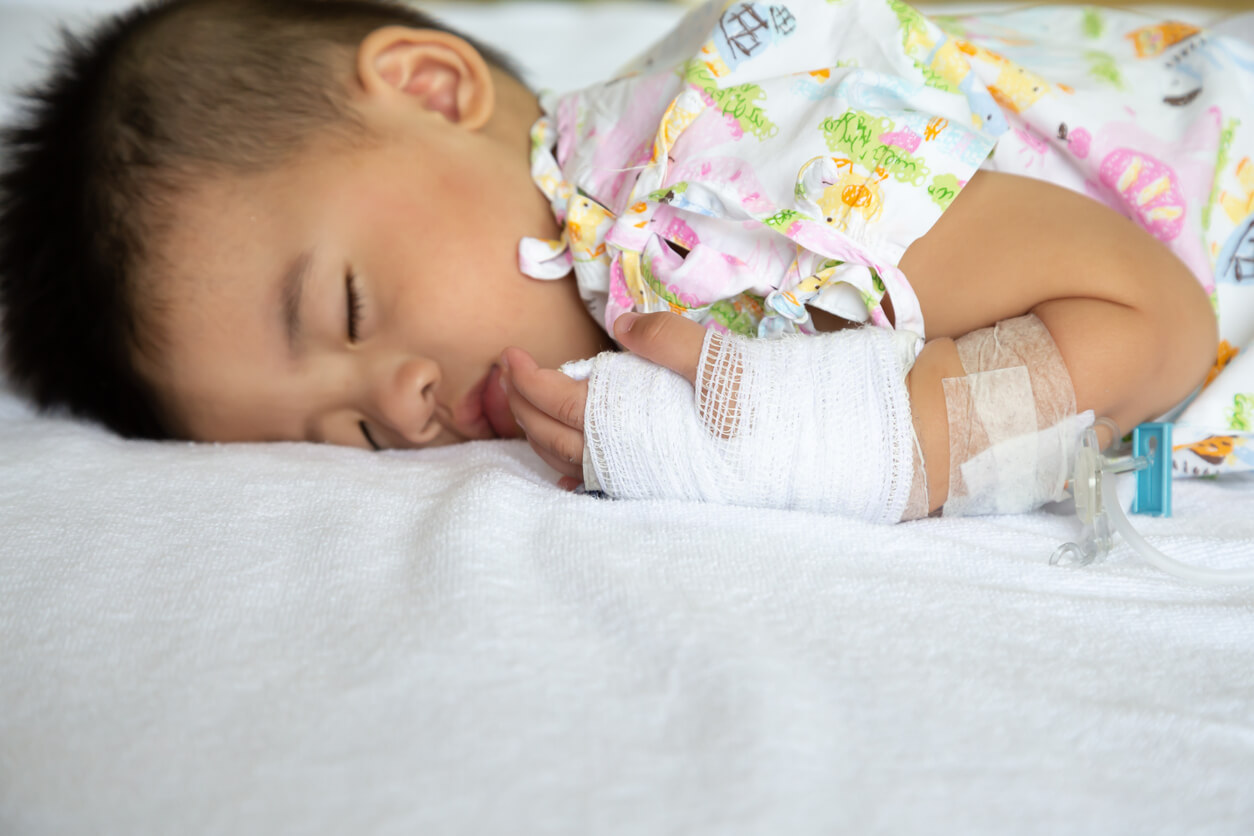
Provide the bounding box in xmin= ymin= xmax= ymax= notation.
xmin=373 ymin=355 xmax=441 ymax=445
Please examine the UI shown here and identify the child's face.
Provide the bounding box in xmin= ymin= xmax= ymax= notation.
xmin=145 ymin=101 xmax=611 ymax=450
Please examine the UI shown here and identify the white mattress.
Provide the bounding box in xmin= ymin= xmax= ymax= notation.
xmin=2 ymin=3 xmax=1254 ymax=834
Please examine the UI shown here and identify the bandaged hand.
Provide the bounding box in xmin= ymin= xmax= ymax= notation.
xmin=499 ymin=311 xmax=705 ymax=491
xmin=505 ymin=311 xmax=917 ymax=524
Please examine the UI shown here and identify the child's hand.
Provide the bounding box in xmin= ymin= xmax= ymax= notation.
xmin=501 ymin=311 xmax=708 ymax=489
xmin=499 ymin=346 xmax=590 ymax=490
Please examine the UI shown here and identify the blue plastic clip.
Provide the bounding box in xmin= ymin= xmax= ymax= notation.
xmin=1131 ymin=422 xmax=1172 ymax=517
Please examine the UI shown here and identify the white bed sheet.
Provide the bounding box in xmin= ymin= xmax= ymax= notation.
xmin=2 ymin=2 xmax=1254 ymax=834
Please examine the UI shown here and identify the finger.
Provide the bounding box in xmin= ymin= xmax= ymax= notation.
xmin=504 ymin=375 xmax=585 ymax=479
xmin=529 ymin=433 xmax=585 ymax=481
xmin=612 ymin=311 xmax=707 ymax=385
xmin=557 ymin=475 xmax=582 ymax=492
xmin=508 ymin=384 xmax=586 ymax=468
xmin=501 ymin=346 xmax=587 ymax=431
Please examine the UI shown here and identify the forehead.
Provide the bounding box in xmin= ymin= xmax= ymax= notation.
xmin=164 ymin=164 xmax=305 ymax=250
xmin=139 ymin=166 xmax=315 ymax=437
xmin=157 ymin=168 xmax=305 ymax=337
xmin=154 ymin=132 xmax=378 ymax=275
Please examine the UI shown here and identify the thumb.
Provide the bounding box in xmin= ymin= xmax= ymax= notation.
xmin=612 ymin=311 xmax=707 ymax=385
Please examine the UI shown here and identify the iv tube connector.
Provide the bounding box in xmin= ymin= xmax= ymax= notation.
xmin=1052 ymin=419 xmax=1254 ymax=585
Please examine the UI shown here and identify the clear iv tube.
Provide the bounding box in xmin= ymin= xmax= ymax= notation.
xmin=1100 ymin=467 xmax=1254 ymax=586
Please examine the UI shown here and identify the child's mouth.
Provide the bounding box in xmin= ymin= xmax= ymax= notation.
xmin=482 ymin=364 xmax=519 ymax=439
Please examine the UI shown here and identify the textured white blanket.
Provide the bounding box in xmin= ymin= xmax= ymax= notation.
xmin=3 ymin=387 xmax=1254 ymax=833
xmin=3 ymin=3 xmax=1254 ymax=834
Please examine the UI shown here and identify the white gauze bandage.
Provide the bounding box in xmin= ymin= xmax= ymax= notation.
xmin=575 ymin=326 xmax=918 ymax=524
xmin=942 ymin=314 xmax=1094 ymax=517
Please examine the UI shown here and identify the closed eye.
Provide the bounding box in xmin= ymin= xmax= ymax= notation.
xmin=359 ymin=420 xmax=381 ymax=451
xmin=346 ymin=268 xmax=377 ymax=450
xmin=346 ymin=268 xmax=364 ymax=343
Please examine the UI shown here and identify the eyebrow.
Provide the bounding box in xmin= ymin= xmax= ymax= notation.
xmin=280 ymin=249 xmax=314 ymax=356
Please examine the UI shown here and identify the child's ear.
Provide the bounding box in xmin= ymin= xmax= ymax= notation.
xmin=356 ymin=26 xmax=494 ymax=130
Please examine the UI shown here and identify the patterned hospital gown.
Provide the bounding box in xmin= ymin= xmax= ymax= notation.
xmin=517 ymin=0 xmax=1254 ymax=476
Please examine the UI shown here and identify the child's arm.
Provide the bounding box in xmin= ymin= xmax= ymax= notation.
xmin=898 ymin=170 xmax=1217 ymax=511
xmin=503 ymin=171 xmax=1217 ymax=516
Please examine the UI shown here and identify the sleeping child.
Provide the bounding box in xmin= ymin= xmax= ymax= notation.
xmin=1 ymin=0 xmax=1250 ymax=523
